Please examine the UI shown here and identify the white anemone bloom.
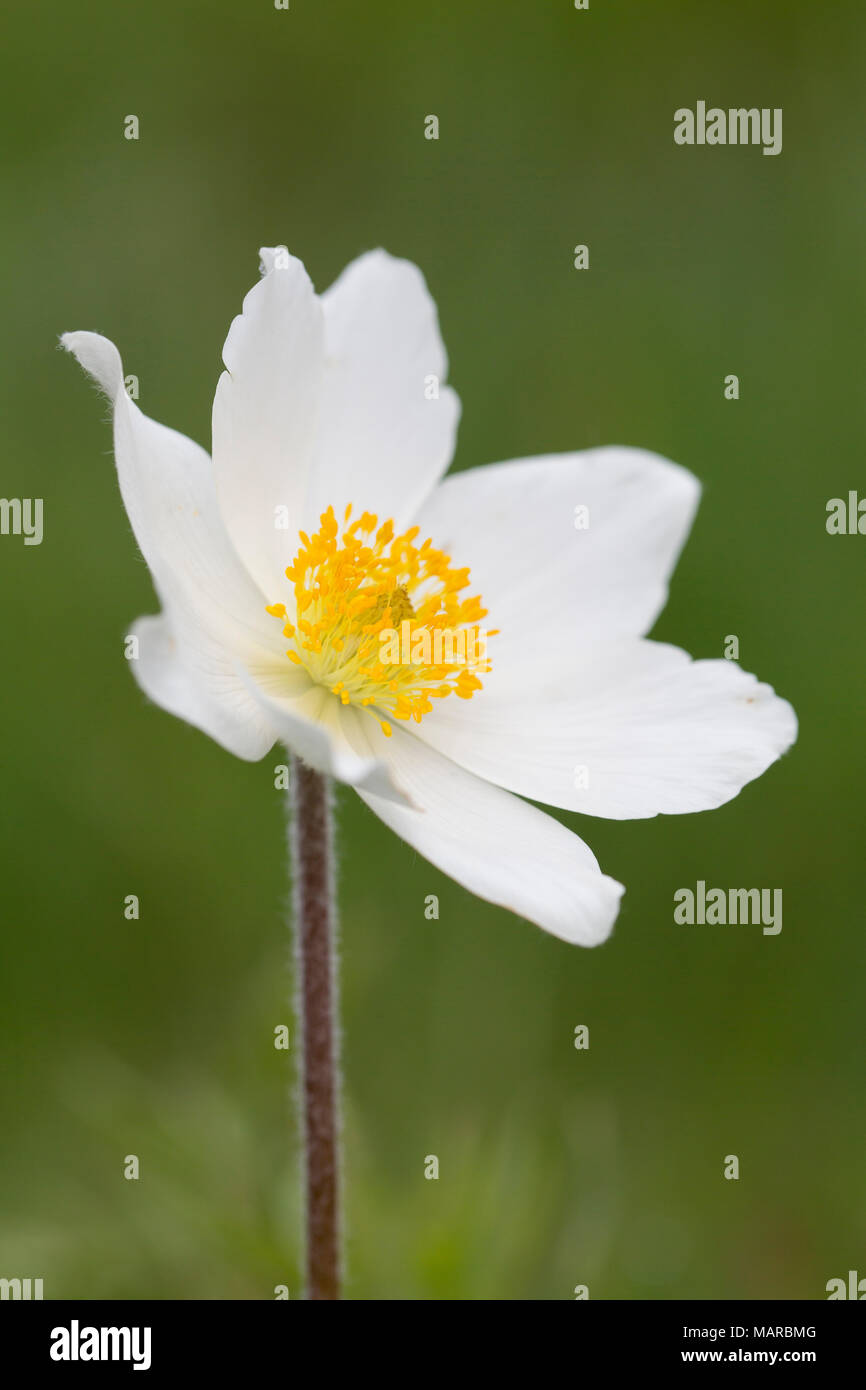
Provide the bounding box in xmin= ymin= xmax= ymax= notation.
xmin=62 ymin=246 xmax=796 ymax=946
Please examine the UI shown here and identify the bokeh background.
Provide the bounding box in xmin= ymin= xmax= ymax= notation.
xmin=1 ymin=0 xmax=864 ymax=1300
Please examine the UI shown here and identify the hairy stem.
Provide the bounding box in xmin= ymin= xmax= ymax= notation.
xmin=289 ymin=756 xmax=340 ymax=1300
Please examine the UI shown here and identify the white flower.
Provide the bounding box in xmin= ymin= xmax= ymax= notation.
xmin=62 ymin=246 xmax=797 ymax=946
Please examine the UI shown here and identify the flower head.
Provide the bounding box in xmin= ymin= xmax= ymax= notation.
xmin=62 ymin=246 xmax=797 ymax=945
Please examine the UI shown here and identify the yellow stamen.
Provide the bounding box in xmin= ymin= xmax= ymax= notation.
xmin=266 ymin=504 xmax=492 ymax=726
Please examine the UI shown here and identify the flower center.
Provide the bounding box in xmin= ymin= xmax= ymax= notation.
xmin=266 ymin=505 xmax=494 ymax=737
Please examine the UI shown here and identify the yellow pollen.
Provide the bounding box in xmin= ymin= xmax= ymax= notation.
xmin=266 ymin=504 xmax=493 ymax=727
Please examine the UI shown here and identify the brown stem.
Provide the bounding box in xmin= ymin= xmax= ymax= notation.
xmin=289 ymin=757 xmax=340 ymax=1300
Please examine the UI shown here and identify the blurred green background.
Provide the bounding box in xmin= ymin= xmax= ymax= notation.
xmin=1 ymin=0 xmax=864 ymax=1300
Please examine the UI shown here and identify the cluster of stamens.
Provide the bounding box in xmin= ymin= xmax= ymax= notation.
xmin=265 ymin=505 xmax=494 ymax=737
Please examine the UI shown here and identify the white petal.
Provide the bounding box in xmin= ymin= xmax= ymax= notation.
xmin=239 ymin=674 xmax=415 ymax=806
xmin=131 ymin=615 xmax=280 ymax=760
xmin=302 ymin=250 xmax=460 ymax=530
xmin=135 ymin=614 xmax=417 ymax=796
xmin=413 ymin=641 xmax=798 ymax=819
xmin=211 ymin=248 xmax=325 ymax=598
xmin=62 ymin=330 xmax=287 ymax=756
xmin=356 ymin=723 xmax=624 ymax=944
xmin=415 ymin=448 xmax=700 ymax=664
